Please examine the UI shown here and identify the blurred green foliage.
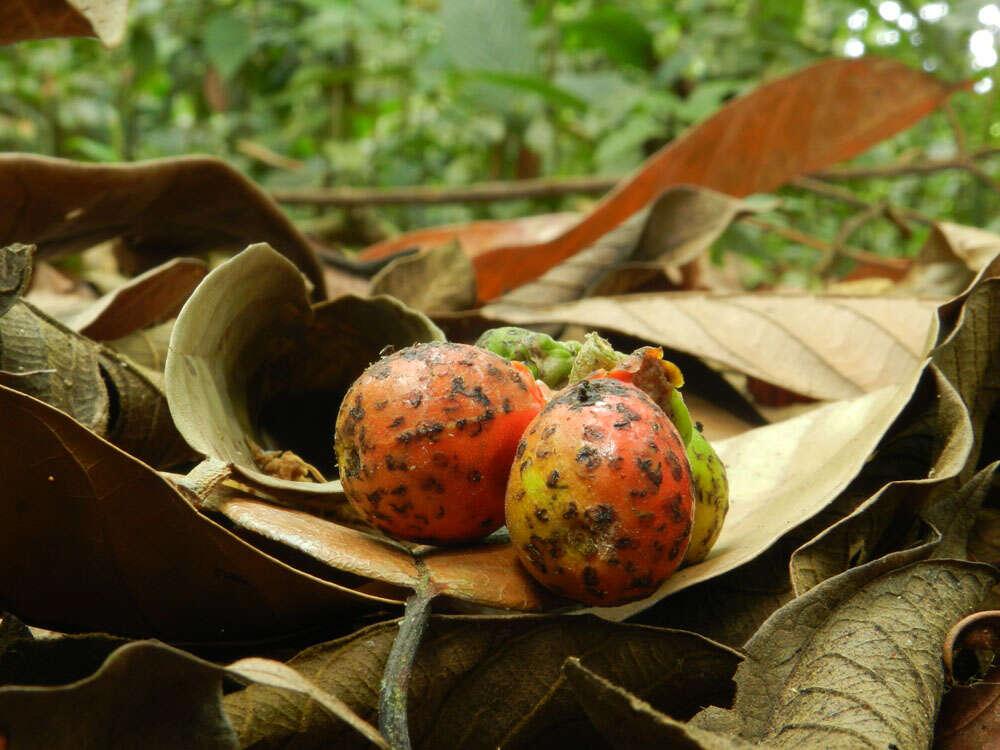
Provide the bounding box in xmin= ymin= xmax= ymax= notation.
xmin=0 ymin=0 xmax=998 ymax=287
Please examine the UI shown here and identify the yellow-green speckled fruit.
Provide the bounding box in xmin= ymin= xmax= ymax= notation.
xmin=682 ymin=428 xmax=729 ymax=564
xmin=505 ymin=379 xmax=695 ymax=606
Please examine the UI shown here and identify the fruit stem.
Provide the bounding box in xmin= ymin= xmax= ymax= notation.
xmin=378 ymin=575 xmax=436 ymax=750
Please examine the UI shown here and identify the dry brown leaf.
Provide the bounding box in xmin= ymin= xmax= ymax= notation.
xmin=65 ymin=257 xmax=206 ymax=341
xmin=495 ymin=186 xmax=753 ymax=309
xmin=935 ymin=661 xmax=1000 ymax=749
xmin=0 ymin=298 xmax=110 ymax=434
xmin=556 ymin=658 xmax=752 ymax=750
xmin=0 ymin=384 xmax=395 ymax=640
xmin=0 ymin=0 xmax=128 ymax=46
xmin=922 ymin=223 xmax=1000 ymax=273
xmin=1 ymin=244 xmax=192 ymax=466
xmin=0 ymin=640 xmax=387 ymax=749
xmin=790 ymin=365 xmax=973 ymax=595
xmin=896 ymin=223 xmax=1000 ymax=297
xmin=368 ymin=240 xmax=476 ymax=313
xmin=0 ymin=155 xmax=326 ymax=298
xmin=0 ymin=641 xmax=236 ymax=750
xmin=693 ymin=559 xmax=997 ymax=749
xmin=483 ymin=292 xmax=938 ymax=401
xmin=165 ymin=243 xmax=445 ymax=493
xmin=0 ymin=244 xmax=33 ymax=318
xmin=224 ymin=658 xmax=388 ymax=749
xmin=197 ymin=495 xmax=554 ymax=611
xmin=224 ymin=615 xmax=741 ymax=749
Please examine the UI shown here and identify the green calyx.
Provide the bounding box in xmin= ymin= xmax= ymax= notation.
xmin=475 ymin=326 xmax=582 ymax=388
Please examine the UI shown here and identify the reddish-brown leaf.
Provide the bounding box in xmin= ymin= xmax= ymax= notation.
xmin=362 ymin=58 xmax=962 ymax=304
xmin=0 ymin=0 xmax=128 ymax=46
xmin=471 ymin=58 xmax=963 ymax=302
xmin=0 ymin=385 xmax=391 ymax=640
xmin=357 ymin=212 xmax=580 ymax=262
xmin=65 ymin=257 xmax=207 ymax=341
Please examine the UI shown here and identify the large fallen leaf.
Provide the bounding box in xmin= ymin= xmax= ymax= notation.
xmin=165 ymin=243 xmax=444 ymax=491
xmin=0 ymin=641 xmax=236 ymax=750
xmin=554 ymin=658 xmax=751 ymax=750
xmin=468 ymin=57 xmax=964 ymax=301
xmin=495 ymin=186 xmax=754 ymax=309
xmin=369 ymin=241 xmax=476 ymax=313
xmin=0 ymin=155 xmax=326 ymax=298
xmin=897 ymin=223 xmax=1000 ymax=297
xmin=933 ymin=264 xmax=1000 ymax=480
xmin=692 ymin=559 xmax=997 ymax=748
xmin=0 ymin=0 xmax=128 ymax=46
xmin=483 ymin=292 xmax=938 ymax=401
xmin=0 ymin=384 xmax=397 ymax=640
xmin=193 ymin=493 xmax=555 ymax=612
xmin=790 ymin=365 xmax=973 ymax=595
xmin=0 ymin=639 xmax=387 ymax=749
xmin=224 ymin=614 xmax=741 ymax=749
xmin=1 ymin=292 xmax=110 ymax=434
xmin=0 ymin=245 xmax=192 ymax=467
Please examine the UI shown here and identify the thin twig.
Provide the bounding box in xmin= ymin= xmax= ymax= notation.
xmin=272 ymin=175 xmax=619 ymax=206
xmin=960 ymin=159 xmax=1000 ymax=195
xmin=818 ymin=200 xmax=890 ymax=274
xmin=236 ymin=139 xmax=306 ymax=172
xmin=790 ymin=176 xmax=936 ymax=225
xmin=942 ymin=101 xmax=967 ymax=155
xmin=813 ymin=146 xmax=1000 ymax=181
xmin=740 ymin=216 xmax=910 ymax=273
xmin=379 ymin=577 xmax=436 ymax=750
xmin=269 ymin=148 xmax=1000 ymax=207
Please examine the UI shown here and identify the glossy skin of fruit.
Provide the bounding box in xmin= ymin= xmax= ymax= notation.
xmin=682 ymin=427 xmax=729 ymax=563
xmin=335 ymin=342 xmax=546 ymax=544
xmin=505 ymin=378 xmax=695 ymax=605
xmin=596 ymin=349 xmax=729 ymax=565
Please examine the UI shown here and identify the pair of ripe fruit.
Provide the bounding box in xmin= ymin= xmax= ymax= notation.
xmin=334 ymin=339 xmax=727 ymax=606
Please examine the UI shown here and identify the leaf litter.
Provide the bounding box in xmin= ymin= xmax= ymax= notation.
xmin=0 ymin=52 xmax=997 ymax=750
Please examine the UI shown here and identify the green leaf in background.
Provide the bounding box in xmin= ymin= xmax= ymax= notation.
xmin=203 ymin=10 xmax=254 ymax=80
xmin=441 ymin=0 xmax=537 ymax=73
xmin=561 ymin=7 xmax=655 ymax=70
xmin=455 ymin=70 xmax=589 ymax=110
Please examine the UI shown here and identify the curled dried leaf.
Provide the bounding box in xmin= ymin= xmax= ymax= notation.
xmin=165 ymin=243 xmax=444 ymax=495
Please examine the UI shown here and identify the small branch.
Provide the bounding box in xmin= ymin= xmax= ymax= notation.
xmin=269 ymin=148 xmax=1000 ymax=207
xmin=813 ymin=146 xmax=1000 ymax=181
xmin=790 ymin=177 xmax=936 ymax=226
xmin=740 ymin=216 xmax=910 ymax=274
xmin=942 ymin=101 xmax=967 ymax=155
xmin=236 ymin=139 xmax=306 ymax=172
xmin=819 ymin=200 xmax=889 ymax=274
xmin=379 ymin=578 xmax=436 ymax=750
xmin=960 ymin=159 xmax=1000 ymax=195
xmin=271 ymin=175 xmax=618 ymax=206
